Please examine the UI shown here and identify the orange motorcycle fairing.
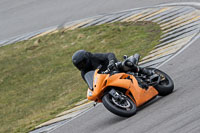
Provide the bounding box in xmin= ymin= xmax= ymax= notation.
xmin=87 ymin=69 xmax=158 ymax=107
xmin=87 ymin=69 xmax=109 ymax=102
xmin=127 ymin=75 xmax=158 ymax=106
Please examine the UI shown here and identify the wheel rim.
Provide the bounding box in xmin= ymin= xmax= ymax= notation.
xmin=102 ymin=91 xmax=137 ymax=117
xmin=159 ymin=74 xmax=169 ymax=85
xmin=157 ymin=72 xmax=169 ymax=86
xmin=110 ymin=94 xmax=132 ymax=111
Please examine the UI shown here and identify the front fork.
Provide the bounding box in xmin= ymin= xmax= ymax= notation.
xmin=108 ymin=89 xmax=125 ymax=102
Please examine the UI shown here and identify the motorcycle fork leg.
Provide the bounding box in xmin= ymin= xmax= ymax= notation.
xmin=108 ymin=89 xmax=124 ymax=102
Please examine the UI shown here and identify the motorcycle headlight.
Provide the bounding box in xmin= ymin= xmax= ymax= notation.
xmin=94 ymin=77 xmax=98 ymax=86
xmin=88 ymin=90 xmax=93 ymax=97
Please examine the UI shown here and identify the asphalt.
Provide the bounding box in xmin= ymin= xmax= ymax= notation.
xmin=0 ymin=0 xmax=198 ymax=41
xmin=1 ymin=0 xmax=200 ymax=133
xmin=51 ymin=34 xmax=200 ymax=133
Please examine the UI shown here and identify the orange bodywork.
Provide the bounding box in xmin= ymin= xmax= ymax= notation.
xmin=87 ymin=69 xmax=158 ymax=107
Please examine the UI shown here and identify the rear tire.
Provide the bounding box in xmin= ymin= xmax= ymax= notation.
xmin=148 ymin=68 xmax=174 ymax=96
xmin=102 ymin=92 xmax=137 ymax=117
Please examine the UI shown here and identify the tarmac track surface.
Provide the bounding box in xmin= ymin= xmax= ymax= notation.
xmin=52 ymin=35 xmax=200 ymax=133
xmin=49 ymin=2 xmax=200 ymax=132
xmin=0 ymin=0 xmax=198 ymax=41
xmin=1 ymin=0 xmax=200 ymax=133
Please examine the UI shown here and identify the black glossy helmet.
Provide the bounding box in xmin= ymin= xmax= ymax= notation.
xmin=72 ymin=50 xmax=88 ymax=70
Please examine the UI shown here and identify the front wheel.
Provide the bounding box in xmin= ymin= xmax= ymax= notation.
xmin=102 ymin=91 xmax=137 ymax=117
xmin=148 ymin=68 xmax=174 ymax=96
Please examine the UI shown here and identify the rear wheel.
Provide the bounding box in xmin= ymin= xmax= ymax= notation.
xmin=148 ymin=68 xmax=174 ymax=96
xmin=102 ymin=90 xmax=137 ymax=117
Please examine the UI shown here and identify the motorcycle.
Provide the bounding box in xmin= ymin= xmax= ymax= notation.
xmin=85 ymin=54 xmax=174 ymax=117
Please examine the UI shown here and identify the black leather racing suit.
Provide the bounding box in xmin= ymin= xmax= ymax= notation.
xmin=80 ymin=52 xmax=152 ymax=82
xmin=81 ymin=52 xmax=118 ymax=80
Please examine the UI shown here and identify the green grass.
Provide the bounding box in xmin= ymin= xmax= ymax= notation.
xmin=0 ymin=21 xmax=162 ymax=133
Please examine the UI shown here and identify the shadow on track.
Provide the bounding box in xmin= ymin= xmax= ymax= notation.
xmin=137 ymin=89 xmax=177 ymax=112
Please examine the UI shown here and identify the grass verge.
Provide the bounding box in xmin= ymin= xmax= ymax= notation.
xmin=0 ymin=21 xmax=162 ymax=133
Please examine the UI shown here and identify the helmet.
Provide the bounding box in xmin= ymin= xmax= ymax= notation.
xmin=72 ymin=50 xmax=89 ymax=70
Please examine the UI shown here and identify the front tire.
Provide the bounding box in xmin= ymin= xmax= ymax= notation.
xmin=102 ymin=92 xmax=137 ymax=117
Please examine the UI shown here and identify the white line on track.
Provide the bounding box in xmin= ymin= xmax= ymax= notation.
xmin=157 ymin=32 xmax=200 ymax=68
xmin=48 ymin=104 xmax=101 ymax=133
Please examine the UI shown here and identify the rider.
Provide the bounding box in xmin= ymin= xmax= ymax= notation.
xmin=72 ymin=50 xmax=154 ymax=82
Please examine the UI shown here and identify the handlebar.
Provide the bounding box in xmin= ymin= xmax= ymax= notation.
xmin=103 ymin=68 xmax=111 ymax=74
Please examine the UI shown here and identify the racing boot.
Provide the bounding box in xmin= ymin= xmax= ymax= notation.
xmin=138 ymin=67 xmax=154 ymax=76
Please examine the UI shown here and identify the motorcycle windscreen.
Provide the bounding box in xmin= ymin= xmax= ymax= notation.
xmin=84 ymin=71 xmax=95 ymax=90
